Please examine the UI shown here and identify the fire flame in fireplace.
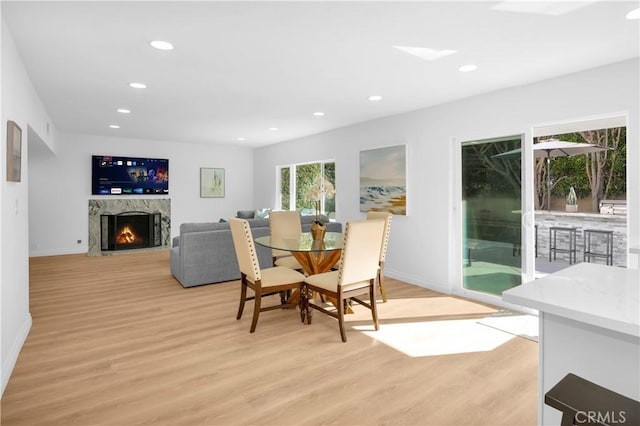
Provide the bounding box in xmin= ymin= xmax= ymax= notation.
xmin=117 ymin=225 xmax=138 ymax=244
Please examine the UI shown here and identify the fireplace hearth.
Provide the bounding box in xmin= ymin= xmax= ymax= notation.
xmin=88 ymin=199 xmax=170 ymax=256
xmin=101 ymin=212 xmax=162 ymax=251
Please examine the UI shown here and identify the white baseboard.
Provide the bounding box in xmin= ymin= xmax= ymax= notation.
xmin=29 ymin=247 xmax=86 ymax=257
xmin=1 ymin=313 xmax=32 ymax=397
xmin=385 ymin=268 xmax=451 ymax=295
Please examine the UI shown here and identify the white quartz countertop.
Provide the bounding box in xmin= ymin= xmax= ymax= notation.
xmin=503 ymin=263 xmax=639 ymax=337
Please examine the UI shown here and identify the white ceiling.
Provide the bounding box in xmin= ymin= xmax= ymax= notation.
xmin=3 ymin=1 xmax=639 ymax=148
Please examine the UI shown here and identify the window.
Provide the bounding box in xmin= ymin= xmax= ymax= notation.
xmin=277 ymin=160 xmax=335 ymax=219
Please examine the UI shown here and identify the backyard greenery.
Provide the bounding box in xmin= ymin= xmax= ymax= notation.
xmin=279 ymin=161 xmax=336 ymax=216
xmin=539 ymin=127 xmax=626 ymax=212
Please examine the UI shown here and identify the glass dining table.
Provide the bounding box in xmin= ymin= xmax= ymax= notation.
xmin=254 ymin=231 xmax=344 ymax=276
xmin=255 ymin=231 xmax=350 ymax=314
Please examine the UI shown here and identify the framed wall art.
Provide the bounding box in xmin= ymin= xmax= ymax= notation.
xmin=6 ymin=120 xmax=22 ymax=182
xmin=359 ymin=144 xmax=407 ymax=215
xmin=200 ymin=167 xmax=225 ymax=198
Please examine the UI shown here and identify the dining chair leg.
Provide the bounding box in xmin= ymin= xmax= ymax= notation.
xmin=236 ymin=276 xmax=248 ymax=320
xmin=305 ymin=287 xmax=313 ymax=325
xmin=370 ymin=279 xmax=380 ymax=330
xmin=337 ymin=290 xmax=347 ymax=342
xmin=250 ymin=287 xmax=261 ymax=333
xmin=378 ymin=263 xmax=388 ymax=303
xmin=300 ymin=286 xmax=307 ymax=324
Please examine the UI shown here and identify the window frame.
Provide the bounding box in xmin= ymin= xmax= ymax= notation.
xmin=276 ymin=159 xmax=335 ymax=218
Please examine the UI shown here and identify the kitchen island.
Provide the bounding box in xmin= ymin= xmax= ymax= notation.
xmin=503 ymin=263 xmax=639 ymax=425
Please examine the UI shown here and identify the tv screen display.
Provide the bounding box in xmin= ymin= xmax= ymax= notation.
xmin=92 ymin=155 xmax=169 ymax=195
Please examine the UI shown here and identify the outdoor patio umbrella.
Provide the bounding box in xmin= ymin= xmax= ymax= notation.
xmin=493 ymin=139 xmax=610 ymax=210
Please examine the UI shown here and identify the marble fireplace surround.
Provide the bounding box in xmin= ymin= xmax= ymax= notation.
xmin=88 ymin=199 xmax=171 ymax=256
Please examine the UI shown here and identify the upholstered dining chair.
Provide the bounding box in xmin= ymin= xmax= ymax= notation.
xmin=269 ymin=210 xmax=303 ymax=270
xmin=366 ymin=211 xmax=392 ymax=302
xmin=303 ymin=220 xmax=385 ymax=342
xmin=229 ymin=218 xmax=306 ymax=333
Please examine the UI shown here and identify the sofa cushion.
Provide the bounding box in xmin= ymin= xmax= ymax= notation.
xmin=301 ymin=214 xmax=330 ymax=224
xmin=180 ymin=222 xmax=229 ymax=233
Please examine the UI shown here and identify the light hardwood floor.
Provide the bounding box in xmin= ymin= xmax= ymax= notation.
xmin=1 ymin=251 xmax=537 ymax=425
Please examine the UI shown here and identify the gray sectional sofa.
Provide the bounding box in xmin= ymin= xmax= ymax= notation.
xmin=170 ymin=213 xmax=341 ymax=287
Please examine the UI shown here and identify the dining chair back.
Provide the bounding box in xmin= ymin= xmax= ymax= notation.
xmin=366 ymin=211 xmax=392 ymax=302
xmin=269 ymin=210 xmax=303 ymax=270
xmin=303 ymin=219 xmax=384 ymax=342
xmin=229 ymin=218 xmax=305 ymax=332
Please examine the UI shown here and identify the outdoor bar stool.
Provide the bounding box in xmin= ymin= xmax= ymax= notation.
xmin=549 ymin=226 xmax=578 ymax=264
xmin=583 ymin=229 xmax=614 ymax=266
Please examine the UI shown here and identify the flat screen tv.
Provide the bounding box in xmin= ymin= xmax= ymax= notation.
xmin=92 ymin=155 xmax=169 ymax=195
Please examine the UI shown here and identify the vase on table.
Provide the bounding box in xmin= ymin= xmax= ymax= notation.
xmin=310 ymin=221 xmax=326 ymax=241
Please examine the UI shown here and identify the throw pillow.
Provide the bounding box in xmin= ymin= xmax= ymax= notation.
xmin=255 ymin=208 xmax=271 ymax=219
xmin=236 ymin=210 xmax=255 ymax=219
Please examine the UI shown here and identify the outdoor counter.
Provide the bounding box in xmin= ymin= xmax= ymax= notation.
xmin=534 ymin=210 xmax=628 ymax=267
xmin=535 ymin=210 xmax=624 ymax=219
xmin=503 ymin=263 xmax=639 ymax=425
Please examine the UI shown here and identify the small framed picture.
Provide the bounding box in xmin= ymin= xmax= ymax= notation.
xmin=6 ymin=120 xmax=22 ymax=182
xmin=200 ymin=168 xmax=225 ymax=198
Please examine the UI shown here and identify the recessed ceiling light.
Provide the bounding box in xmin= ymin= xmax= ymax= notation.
xmin=393 ymin=46 xmax=457 ymax=61
xmin=269 ymin=127 xmax=279 ymax=131
xmin=458 ymin=65 xmax=478 ymax=73
xmin=117 ymin=108 xmax=131 ymax=114
xmin=313 ymin=112 xmax=325 ymax=116
xmin=368 ymin=95 xmax=382 ymax=102
xmin=237 ymin=137 xmax=246 ymax=141
xmin=129 ymin=82 xmax=147 ymax=89
xmin=150 ymin=40 xmax=174 ymax=50
xmin=626 ymin=8 xmax=640 ymax=20
xmin=109 ymin=124 xmax=120 ymax=129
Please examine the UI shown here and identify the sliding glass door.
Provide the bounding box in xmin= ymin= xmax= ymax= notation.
xmin=461 ymin=136 xmax=523 ymax=296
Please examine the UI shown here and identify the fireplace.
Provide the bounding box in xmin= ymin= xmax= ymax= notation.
xmin=100 ymin=212 xmax=162 ymax=251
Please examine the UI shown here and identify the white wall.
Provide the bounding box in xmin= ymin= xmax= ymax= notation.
xmin=1 ymin=18 xmax=58 ymax=395
xmin=28 ymin=133 xmax=254 ymax=256
xmin=254 ymin=59 xmax=640 ymax=294
xmin=1 ymin=8 xmax=4 ymax=400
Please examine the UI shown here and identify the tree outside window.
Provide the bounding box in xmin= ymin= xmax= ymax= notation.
xmin=280 ymin=167 xmax=290 ymax=210
xmin=278 ymin=161 xmax=335 ymax=218
xmin=536 ymin=127 xmax=626 ymax=212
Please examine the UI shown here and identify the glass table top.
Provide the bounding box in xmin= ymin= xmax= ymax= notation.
xmin=255 ymin=232 xmax=343 ymax=252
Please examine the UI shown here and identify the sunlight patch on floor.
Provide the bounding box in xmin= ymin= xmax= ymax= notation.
xmin=476 ymin=314 xmax=539 ymax=341
xmin=354 ymin=318 xmax=515 ymax=357
xmin=343 ymin=296 xmax=497 ymax=322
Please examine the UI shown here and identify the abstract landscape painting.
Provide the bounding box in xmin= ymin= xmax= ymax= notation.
xmin=200 ymin=168 xmax=225 ymax=198
xmin=360 ymin=144 xmax=407 ymax=215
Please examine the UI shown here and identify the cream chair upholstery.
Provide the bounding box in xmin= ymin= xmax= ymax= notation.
xmin=229 ymin=218 xmax=305 ymax=333
xmin=366 ymin=211 xmax=392 ymax=302
xmin=303 ymin=220 xmax=384 ymax=342
xmin=269 ymin=210 xmax=303 ymax=270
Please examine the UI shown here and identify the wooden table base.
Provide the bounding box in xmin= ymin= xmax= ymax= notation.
xmin=288 ymin=249 xmax=353 ymax=315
